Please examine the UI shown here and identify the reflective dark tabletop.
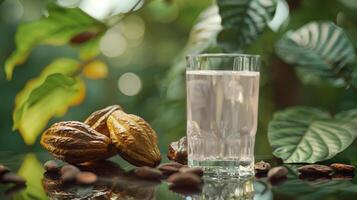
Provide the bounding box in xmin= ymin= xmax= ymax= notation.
xmin=0 ymin=152 xmax=356 ymax=200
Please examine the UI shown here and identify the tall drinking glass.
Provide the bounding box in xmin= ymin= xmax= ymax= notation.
xmin=186 ymin=54 xmax=260 ymax=178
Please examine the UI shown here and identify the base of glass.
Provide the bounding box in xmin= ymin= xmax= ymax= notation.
xmin=188 ymin=159 xmax=254 ymax=179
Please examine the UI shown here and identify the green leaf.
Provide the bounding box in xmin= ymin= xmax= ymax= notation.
xmin=13 ymin=74 xmax=81 ymax=145
xmin=4 ymin=4 xmax=105 ymax=80
xmin=13 ymin=154 xmax=47 ymax=200
xmin=335 ymin=108 xmax=357 ymax=122
xmin=268 ymin=107 xmax=357 ymax=163
xmin=78 ymin=36 xmax=101 ymax=61
xmin=15 ymin=58 xmax=80 ymax=108
xmin=276 ymin=22 xmax=356 ymax=86
xmin=217 ymin=0 xmax=277 ymax=51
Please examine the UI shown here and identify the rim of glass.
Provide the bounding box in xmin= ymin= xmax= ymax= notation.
xmin=186 ymin=53 xmax=260 ymax=59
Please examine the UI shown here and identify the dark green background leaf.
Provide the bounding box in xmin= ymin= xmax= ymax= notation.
xmin=217 ymin=0 xmax=277 ymax=51
xmin=276 ymin=22 xmax=356 ymax=86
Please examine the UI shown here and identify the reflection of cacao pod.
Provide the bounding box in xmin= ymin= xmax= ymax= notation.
xmin=167 ymin=136 xmax=187 ymax=164
xmin=40 ymin=121 xmax=115 ymax=164
xmin=84 ymin=105 xmax=122 ymax=137
xmin=107 ymin=110 xmax=161 ymax=167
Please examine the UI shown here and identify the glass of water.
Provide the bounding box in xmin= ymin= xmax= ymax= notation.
xmin=186 ymin=53 xmax=260 ymax=178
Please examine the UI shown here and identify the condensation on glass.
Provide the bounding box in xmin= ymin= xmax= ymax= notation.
xmin=186 ymin=53 xmax=260 ymax=178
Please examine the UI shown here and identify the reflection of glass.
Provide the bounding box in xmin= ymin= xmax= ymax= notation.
xmin=186 ymin=54 xmax=260 ymax=178
xmin=191 ymin=177 xmax=255 ymax=200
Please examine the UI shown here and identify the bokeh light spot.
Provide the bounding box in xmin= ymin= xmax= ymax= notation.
xmin=100 ymin=29 xmax=127 ymax=58
xmin=118 ymin=72 xmax=142 ymax=96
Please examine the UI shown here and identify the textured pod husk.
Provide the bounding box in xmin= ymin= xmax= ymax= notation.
xmin=167 ymin=136 xmax=187 ymax=164
xmin=84 ymin=105 xmax=122 ymax=137
xmin=40 ymin=121 xmax=115 ymax=164
xmin=107 ymin=110 xmax=161 ymax=167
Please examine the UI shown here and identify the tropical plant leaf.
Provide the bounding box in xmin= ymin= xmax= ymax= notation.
xmin=276 ymin=22 xmax=356 ymax=86
xmin=13 ymin=74 xmax=81 ymax=145
xmin=268 ymin=107 xmax=357 ymax=163
xmin=13 ymin=154 xmax=47 ymax=200
xmin=15 ymin=58 xmax=80 ymax=108
xmin=163 ymin=5 xmax=222 ymax=100
xmin=83 ymin=60 xmax=108 ymax=79
xmin=78 ymin=35 xmax=102 ymax=61
xmin=4 ymin=4 xmax=106 ymax=80
xmin=217 ymin=0 xmax=277 ymax=51
xmin=335 ymin=108 xmax=357 ymax=122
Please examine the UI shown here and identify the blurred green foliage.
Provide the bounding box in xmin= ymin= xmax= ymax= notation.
xmin=0 ymin=0 xmax=356 ymax=165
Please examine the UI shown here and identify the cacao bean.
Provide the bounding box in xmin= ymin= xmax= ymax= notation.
xmin=255 ymin=161 xmax=271 ymax=173
xmin=169 ymin=184 xmax=202 ymax=195
xmin=41 ymin=121 xmax=115 ymax=164
xmin=267 ymin=166 xmax=288 ymax=185
xmin=158 ymin=165 xmax=179 ymax=176
xmin=330 ymin=163 xmax=355 ymax=174
xmin=179 ymin=167 xmax=204 ymax=177
xmin=107 ymin=110 xmax=161 ymax=167
xmin=298 ymin=164 xmax=332 ymax=175
xmin=332 ymin=173 xmax=354 ymax=180
xmin=44 ymin=160 xmax=60 ymax=173
xmin=61 ymin=165 xmax=80 ymax=183
xmin=84 ymin=105 xmax=122 ymax=137
xmin=167 ymin=173 xmax=202 ymax=187
xmin=0 ymin=173 xmax=26 ymax=185
xmin=0 ymin=164 xmax=10 ymax=176
xmin=167 ymin=136 xmax=187 ymax=164
xmin=134 ymin=166 xmax=163 ymax=180
xmin=158 ymin=162 xmax=183 ymax=169
xmin=76 ymin=171 xmax=98 ymax=185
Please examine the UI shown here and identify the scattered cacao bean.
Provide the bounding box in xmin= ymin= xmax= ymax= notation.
xmin=158 ymin=165 xmax=179 ymax=176
xmin=61 ymin=165 xmax=80 ymax=183
xmin=330 ymin=163 xmax=355 ymax=174
xmin=4 ymin=183 xmax=26 ymax=198
xmin=158 ymin=162 xmax=183 ymax=169
xmin=255 ymin=161 xmax=271 ymax=173
xmin=267 ymin=166 xmax=288 ymax=185
xmin=169 ymin=184 xmax=202 ymax=195
xmin=298 ymin=165 xmax=332 ymax=175
xmin=298 ymin=173 xmax=331 ymax=182
xmin=0 ymin=164 xmax=10 ymax=176
xmin=0 ymin=173 xmax=26 ymax=185
xmin=167 ymin=136 xmax=187 ymax=164
xmin=332 ymin=173 xmax=354 ymax=181
xmin=44 ymin=160 xmax=60 ymax=173
xmin=167 ymin=173 xmax=202 ymax=187
xmin=179 ymin=167 xmax=204 ymax=177
xmin=76 ymin=171 xmax=98 ymax=185
xmin=134 ymin=166 xmax=163 ymax=180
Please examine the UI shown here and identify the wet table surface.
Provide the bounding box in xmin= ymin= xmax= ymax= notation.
xmin=0 ymin=152 xmax=356 ymax=200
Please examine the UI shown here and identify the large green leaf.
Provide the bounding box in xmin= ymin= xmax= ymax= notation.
xmin=15 ymin=58 xmax=80 ymax=108
xmin=276 ymin=22 xmax=357 ymax=86
xmin=4 ymin=4 xmax=105 ymax=80
xmin=217 ymin=0 xmax=277 ymax=51
xmin=268 ymin=107 xmax=357 ymax=163
xmin=13 ymin=74 xmax=81 ymax=145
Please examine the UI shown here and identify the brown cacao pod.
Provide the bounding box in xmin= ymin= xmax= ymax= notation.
xmin=84 ymin=105 xmax=122 ymax=137
xmin=40 ymin=121 xmax=115 ymax=164
xmin=107 ymin=110 xmax=161 ymax=167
